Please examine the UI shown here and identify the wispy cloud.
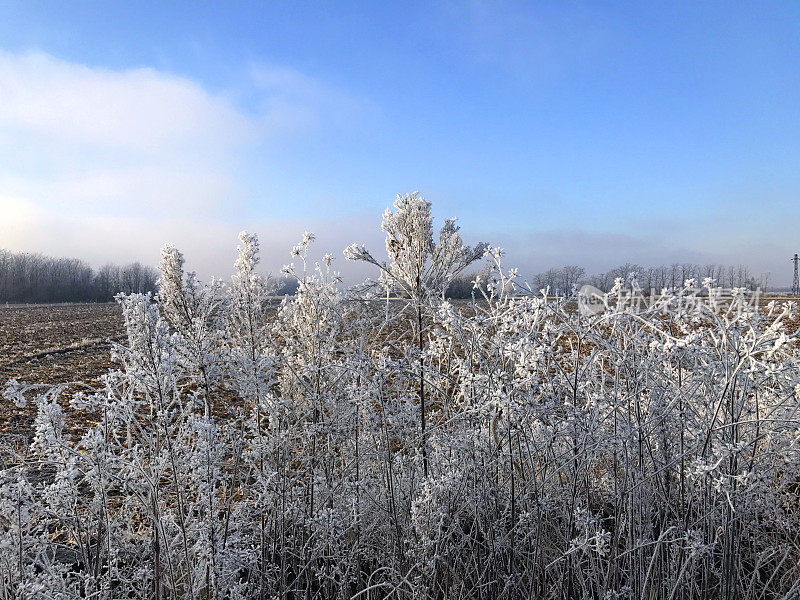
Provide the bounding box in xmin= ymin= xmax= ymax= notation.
xmin=250 ymin=63 xmax=377 ymax=135
xmin=440 ymin=1 xmax=611 ymax=84
xmin=491 ymin=225 xmax=784 ymax=286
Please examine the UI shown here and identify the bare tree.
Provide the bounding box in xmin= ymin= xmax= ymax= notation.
xmin=0 ymin=248 xmax=157 ymax=302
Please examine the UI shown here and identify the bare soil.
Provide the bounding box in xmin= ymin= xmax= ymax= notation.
xmin=0 ymin=303 xmax=124 ymax=441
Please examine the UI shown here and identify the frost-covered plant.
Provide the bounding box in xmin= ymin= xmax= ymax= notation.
xmin=346 ymin=191 xmax=487 ymax=477
xmin=227 ymin=231 xmax=276 ymax=410
xmin=158 ymin=244 xmax=227 ymax=417
xmin=344 ymin=191 xmax=487 ymax=302
xmin=2 ymin=198 xmax=800 ymax=599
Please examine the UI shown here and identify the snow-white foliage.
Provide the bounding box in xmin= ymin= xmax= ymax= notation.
xmin=3 ymin=197 xmax=800 ymax=599
xmin=345 ymin=191 xmax=487 ymax=301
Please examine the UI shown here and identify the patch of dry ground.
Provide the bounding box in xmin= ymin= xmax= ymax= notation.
xmin=0 ymin=303 xmax=124 ymax=440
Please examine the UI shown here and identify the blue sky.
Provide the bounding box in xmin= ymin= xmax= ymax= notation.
xmin=0 ymin=1 xmax=798 ymax=283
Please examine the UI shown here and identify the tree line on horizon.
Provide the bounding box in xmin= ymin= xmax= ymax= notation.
xmin=446 ymin=261 xmax=773 ymax=299
xmin=0 ymin=248 xmax=159 ymax=303
xmin=528 ymin=261 xmax=773 ymax=296
xmin=0 ymin=248 xmax=303 ymax=304
xmin=0 ymin=246 xmax=776 ymax=304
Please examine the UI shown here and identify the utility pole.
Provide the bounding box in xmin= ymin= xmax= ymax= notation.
xmin=793 ymin=254 xmax=799 ymax=295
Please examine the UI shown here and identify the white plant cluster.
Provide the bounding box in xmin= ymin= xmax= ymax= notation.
xmin=3 ymin=194 xmax=800 ymax=599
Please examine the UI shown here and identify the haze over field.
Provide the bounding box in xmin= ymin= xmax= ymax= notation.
xmin=0 ymin=2 xmax=797 ymax=284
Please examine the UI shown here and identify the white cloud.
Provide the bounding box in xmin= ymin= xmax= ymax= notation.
xmin=0 ymin=51 xmax=254 ymax=155
xmin=0 ymin=50 xmax=377 ymax=273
